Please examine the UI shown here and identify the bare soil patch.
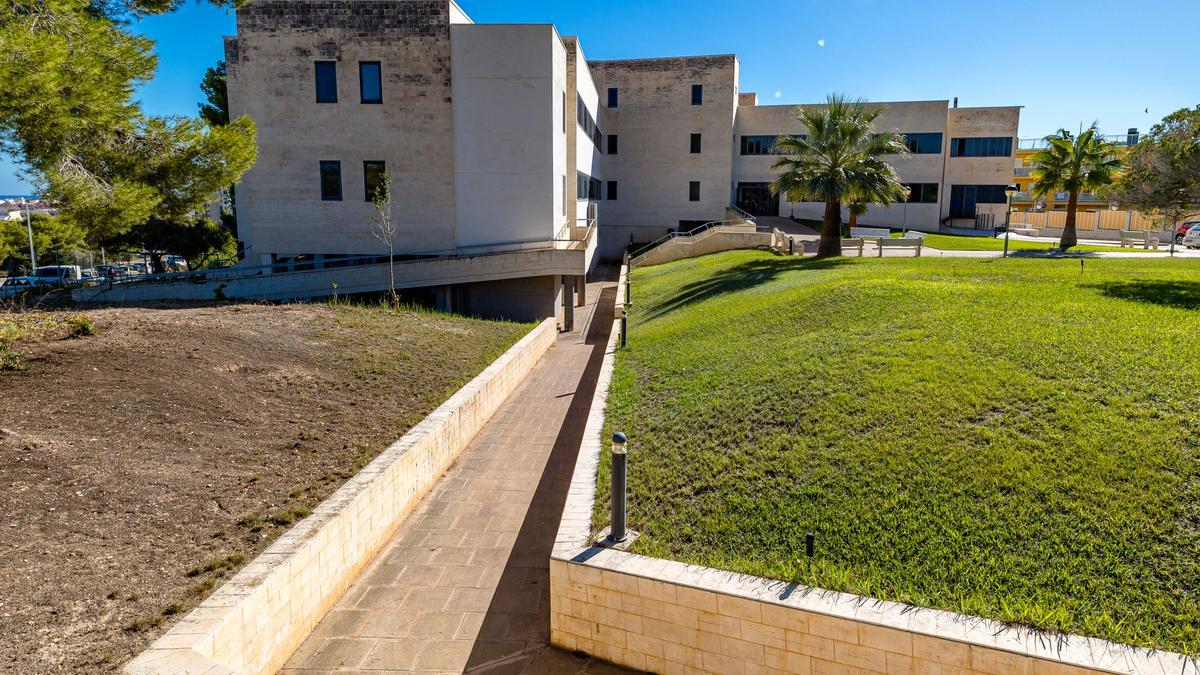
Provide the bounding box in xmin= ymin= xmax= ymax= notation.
xmin=0 ymin=302 xmax=530 ymax=672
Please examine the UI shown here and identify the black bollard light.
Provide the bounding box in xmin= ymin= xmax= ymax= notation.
xmin=609 ymin=432 xmax=629 ymax=543
xmin=805 ymin=532 xmax=815 ymax=557
xmin=624 ymin=274 xmax=631 ymax=306
xmin=620 ymin=309 xmax=628 ymax=348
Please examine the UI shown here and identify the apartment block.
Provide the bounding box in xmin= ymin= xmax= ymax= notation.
xmin=224 ymin=0 xmax=1020 ymax=317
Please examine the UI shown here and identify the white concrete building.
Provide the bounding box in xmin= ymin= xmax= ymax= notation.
xmin=224 ymin=0 xmax=1019 ymax=317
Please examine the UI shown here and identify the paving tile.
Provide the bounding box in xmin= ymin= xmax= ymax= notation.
xmin=284 ymin=273 xmax=629 ymax=674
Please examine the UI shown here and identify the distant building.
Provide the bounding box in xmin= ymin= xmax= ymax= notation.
xmin=224 ymin=0 xmax=1021 ymax=319
xmin=1011 ymin=129 xmax=1142 ymax=212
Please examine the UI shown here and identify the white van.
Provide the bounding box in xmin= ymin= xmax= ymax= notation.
xmin=33 ymin=265 xmax=83 ymax=286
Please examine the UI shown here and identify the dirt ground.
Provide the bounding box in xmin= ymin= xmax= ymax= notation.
xmin=0 ymin=302 xmax=530 ymax=673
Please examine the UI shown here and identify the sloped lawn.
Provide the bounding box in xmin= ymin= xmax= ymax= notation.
xmin=597 ymin=250 xmax=1200 ymax=655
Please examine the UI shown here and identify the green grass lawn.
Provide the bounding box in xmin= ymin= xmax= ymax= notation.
xmin=598 ymin=251 xmax=1200 ymax=655
xmin=899 ymin=232 xmax=1154 ymax=254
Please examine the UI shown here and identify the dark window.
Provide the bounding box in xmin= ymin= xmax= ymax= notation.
xmin=577 ymin=171 xmax=601 ymax=201
xmin=688 ymin=181 xmax=700 ymax=202
xmin=363 ymin=161 xmax=386 ymax=201
xmin=606 ymin=181 xmax=618 ymax=200
xmin=319 ymin=161 xmax=342 ymax=201
xmin=949 ymin=184 xmax=1008 ymax=218
xmin=902 ymin=132 xmax=942 ymax=154
xmin=904 ymin=183 xmax=939 ymax=203
xmin=691 ymin=84 xmax=703 ymax=105
xmin=607 ymin=87 xmax=618 ymax=108
xmin=576 ymin=94 xmax=602 ymax=151
xmin=315 ymin=61 xmax=337 ymax=103
xmin=690 ymin=133 xmax=702 ymax=154
xmin=740 ymin=135 xmax=781 ymax=155
xmin=607 ymin=134 xmax=618 ymax=155
xmin=359 ymin=62 xmax=381 ymax=103
xmin=950 ymin=136 xmax=1013 ymax=157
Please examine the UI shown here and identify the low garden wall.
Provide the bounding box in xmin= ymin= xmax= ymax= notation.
xmin=548 ymin=267 xmax=1194 ymax=675
xmin=126 ymin=317 xmax=559 ymax=675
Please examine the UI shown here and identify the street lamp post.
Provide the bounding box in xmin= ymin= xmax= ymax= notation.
xmin=1002 ymin=184 xmax=1018 ymax=258
xmin=22 ymin=197 xmax=37 ymax=272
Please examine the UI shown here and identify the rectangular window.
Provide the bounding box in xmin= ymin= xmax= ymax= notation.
xmin=691 ymin=84 xmax=703 ymax=105
xmin=607 ymin=134 xmax=618 ymax=155
xmin=904 ymin=183 xmax=939 ymax=203
xmin=363 ymin=160 xmax=386 ymax=201
xmin=949 ymin=184 xmax=1008 ymax=218
xmin=902 ymin=132 xmax=942 ymax=154
xmin=690 ymin=133 xmax=702 ymax=154
xmin=359 ymin=62 xmax=381 ymax=103
xmin=688 ymin=181 xmax=700 ymax=202
xmin=607 ymin=87 xmax=618 ymax=108
xmin=576 ymin=94 xmax=602 ymax=151
xmin=950 ymin=136 xmax=1013 ymax=157
xmin=319 ymin=161 xmax=342 ymax=201
xmin=740 ymin=135 xmax=780 ymax=155
xmin=315 ymin=61 xmax=337 ymax=103
xmin=577 ymin=171 xmax=601 ymax=201
xmin=606 ymin=181 xmax=618 ymax=200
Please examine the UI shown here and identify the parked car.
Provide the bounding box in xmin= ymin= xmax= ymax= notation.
xmin=0 ymin=276 xmax=55 ymax=298
xmin=1174 ymin=221 xmax=1200 ymax=245
xmin=1183 ymin=224 xmax=1200 ymax=249
xmin=33 ymin=265 xmax=82 ymax=286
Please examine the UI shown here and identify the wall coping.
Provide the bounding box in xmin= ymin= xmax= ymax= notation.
xmin=550 ymin=268 xmax=1195 ymax=675
xmin=128 ymin=316 xmax=559 ymax=674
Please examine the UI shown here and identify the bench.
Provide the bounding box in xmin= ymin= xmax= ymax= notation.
xmin=1008 ymin=224 xmax=1040 ymax=236
xmin=841 ymin=238 xmax=865 ymax=257
xmin=849 ymin=226 xmax=891 ymax=240
xmin=1119 ymin=230 xmax=1159 ymax=250
xmin=877 ymin=237 xmax=923 ymax=257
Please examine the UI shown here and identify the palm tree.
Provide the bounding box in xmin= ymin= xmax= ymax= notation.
xmin=1029 ymin=125 xmax=1121 ymax=250
xmin=847 ymin=201 xmax=868 ymax=231
xmin=771 ymin=94 xmax=909 ymax=257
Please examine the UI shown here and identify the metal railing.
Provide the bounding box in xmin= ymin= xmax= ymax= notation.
xmin=628 ymin=208 xmax=758 ymax=260
xmin=1017 ymin=133 xmax=1142 ymax=151
xmin=82 ymin=229 xmax=594 ymax=292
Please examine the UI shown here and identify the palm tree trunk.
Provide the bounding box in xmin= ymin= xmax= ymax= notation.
xmin=817 ymin=199 xmax=843 ymax=257
xmin=1059 ymin=191 xmax=1079 ymax=250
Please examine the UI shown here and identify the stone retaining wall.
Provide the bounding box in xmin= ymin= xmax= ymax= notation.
xmin=548 ymin=267 xmax=1195 ymax=675
xmin=126 ymin=317 xmax=558 ymax=675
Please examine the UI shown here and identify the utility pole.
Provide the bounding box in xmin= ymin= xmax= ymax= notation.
xmin=22 ymin=197 xmax=37 ymax=271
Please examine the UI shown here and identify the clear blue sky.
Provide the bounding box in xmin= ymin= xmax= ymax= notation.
xmin=3 ymin=0 xmax=1197 ymax=195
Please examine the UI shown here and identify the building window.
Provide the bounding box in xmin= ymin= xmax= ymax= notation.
xmin=607 ymin=134 xmax=618 ymax=155
xmin=690 ymin=133 xmax=702 ymax=154
xmin=740 ymin=135 xmax=781 ymax=155
xmin=363 ymin=161 xmax=386 ymax=201
xmin=577 ymin=170 xmax=601 ymax=201
xmin=950 ymin=136 xmax=1013 ymax=157
xmin=949 ymin=184 xmax=1009 ymax=218
xmin=904 ymin=183 xmax=939 ymax=203
xmin=315 ymin=61 xmax=337 ymax=103
xmin=902 ymin=132 xmax=942 ymax=154
xmin=576 ymin=94 xmax=602 ymax=151
xmin=691 ymin=84 xmax=703 ymax=105
xmin=607 ymin=181 xmax=618 ymax=200
xmin=688 ymin=181 xmax=700 ymax=202
xmin=607 ymin=87 xmax=618 ymax=108
xmin=359 ymin=62 xmax=381 ymax=103
xmin=319 ymin=161 xmax=342 ymax=201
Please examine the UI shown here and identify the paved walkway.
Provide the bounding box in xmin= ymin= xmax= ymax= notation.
xmin=282 ymin=270 xmax=626 ymax=674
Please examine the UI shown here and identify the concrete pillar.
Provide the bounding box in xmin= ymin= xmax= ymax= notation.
xmin=434 ymin=285 xmax=453 ymax=313
xmin=575 ymin=275 xmax=586 ymax=307
xmin=562 ymin=276 xmax=575 ymax=332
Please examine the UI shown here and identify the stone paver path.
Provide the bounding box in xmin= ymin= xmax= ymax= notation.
xmin=283 ymin=271 xmax=628 ymax=674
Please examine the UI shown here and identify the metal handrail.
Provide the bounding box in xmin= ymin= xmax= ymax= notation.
xmin=89 ymin=232 xmax=590 ymax=291
xmin=629 ymin=207 xmax=759 ymax=260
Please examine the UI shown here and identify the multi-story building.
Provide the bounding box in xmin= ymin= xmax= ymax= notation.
xmin=224 ymin=0 xmax=1021 ymax=320
xmin=1011 ymin=129 xmax=1142 ymax=212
